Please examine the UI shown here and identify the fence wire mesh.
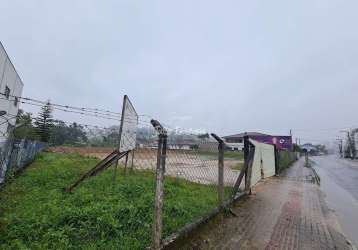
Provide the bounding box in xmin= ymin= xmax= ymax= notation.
xmin=0 ymin=136 xmax=46 ymax=183
xmin=155 ymin=126 xmax=241 ymax=241
xmin=278 ymin=150 xmax=298 ymax=172
xmin=1 ymin=117 xmax=246 ymax=249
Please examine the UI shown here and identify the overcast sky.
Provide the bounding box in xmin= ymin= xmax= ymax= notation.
xmin=1 ymin=0 xmax=358 ymax=144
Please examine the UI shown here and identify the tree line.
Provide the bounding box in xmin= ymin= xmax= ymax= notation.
xmin=13 ymin=102 xmax=119 ymax=147
xmin=13 ymin=103 xmax=212 ymax=147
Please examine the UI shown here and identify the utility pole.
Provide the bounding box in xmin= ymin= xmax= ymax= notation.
xmin=350 ymin=129 xmax=358 ymax=159
xmin=340 ymin=130 xmax=353 ymax=159
xmin=336 ymin=138 xmax=343 ymax=158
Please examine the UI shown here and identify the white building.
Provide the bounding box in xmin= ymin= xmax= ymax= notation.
xmin=0 ymin=42 xmax=24 ymax=182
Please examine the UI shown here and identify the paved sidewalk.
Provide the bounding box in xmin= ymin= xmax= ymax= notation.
xmin=172 ymin=158 xmax=353 ymax=250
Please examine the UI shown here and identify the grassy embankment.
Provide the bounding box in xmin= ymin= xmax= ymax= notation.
xmin=0 ymin=153 xmax=230 ymax=250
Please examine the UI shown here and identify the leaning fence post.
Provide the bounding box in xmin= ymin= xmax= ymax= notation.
xmin=211 ymin=133 xmax=224 ymax=208
xmin=151 ymin=119 xmax=167 ymax=250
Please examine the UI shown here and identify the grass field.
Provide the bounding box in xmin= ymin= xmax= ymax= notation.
xmin=0 ymin=153 xmax=226 ymax=249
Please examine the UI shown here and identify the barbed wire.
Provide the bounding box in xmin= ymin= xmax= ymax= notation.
xmin=0 ymin=92 xmax=121 ymax=115
xmin=0 ymin=96 xmax=151 ymax=124
xmin=0 ymin=92 xmax=152 ymax=120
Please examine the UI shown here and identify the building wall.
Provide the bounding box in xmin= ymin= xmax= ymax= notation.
xmin=224 ymin=134 xmax=293 ymax=151
xmin=225 ymin=142 xmax=244 ymax=151
xmin=0 ymin=42 xmax=24 ymax=183
xmin=0 ymin=42 xmax=24 ymax=139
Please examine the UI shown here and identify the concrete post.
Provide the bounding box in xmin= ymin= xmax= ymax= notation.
xmin=218 ymin=140 xmax=224 ymax=208
xmin=211 ymin=133 xmax=225 ymax=208
xmin=151 ymin=120 xmax=167 ymax=250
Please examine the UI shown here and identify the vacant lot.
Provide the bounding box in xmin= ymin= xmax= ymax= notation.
xmin=0 ymin=153 xmax=230 ymax=249
xmin=48 ymin=147 xmax=243 ymax=186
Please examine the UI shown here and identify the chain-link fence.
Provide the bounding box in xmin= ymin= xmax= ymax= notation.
xmin=0 ymin=115 xmax=299 ymax=249
xmin=61 ymin=119 xmax=245 ymax=249
xmin=277 ymin=150 xmax=299 ymax=172
xmin=0 ymin=136 xmax=14 ymax=183
xmin=0 ymin=137 xmax=46 ymax=183
xmin=132 ymin=121 xmax=247 ymax=249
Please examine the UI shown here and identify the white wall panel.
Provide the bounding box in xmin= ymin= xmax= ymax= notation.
xmin=250 ymin=145 xmax=262 ymax=187
xmin=249 ymin=139 xmax=276 ymax=187
xmin=0 ymin=43 xmax=24 ymax=134
xmin=0 ymin=45 xmax=7 ymax=87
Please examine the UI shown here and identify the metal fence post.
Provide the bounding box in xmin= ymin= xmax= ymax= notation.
xmin=151 ymin=119 xmax=167 ymax=250
xmin=211 ymin=133 xmax=224 ymax=208
xmin=243 ymin=135 xmax=251 ymax=192
xmin=305 ymin=152 xmax=309 ymax=167
xmin=274 ymin=146 xmax=279 ymax=175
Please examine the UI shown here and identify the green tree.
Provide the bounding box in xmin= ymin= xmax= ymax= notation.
xmin=13 ymin=109 xmax=38 ymax=140
xmin=49 ymin=120 xmax=67 ymax=145
xmin=50 ymin=121 xmax=88 ymax=146
xmin=66 ymin=122 xmax=88 ymax=145
xmin=34 ymin=102 xmax=54 ymax=142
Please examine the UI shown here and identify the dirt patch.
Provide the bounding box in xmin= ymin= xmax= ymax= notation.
xmin=48 ymin=146 xmax=115 ymax=155
xmin=48 ymin=147 xmax=242 ymax=186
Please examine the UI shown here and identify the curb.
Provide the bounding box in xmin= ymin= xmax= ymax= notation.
xmin=311 ymin=166 xmax=321 ymax=185
xmin=310 ymin=160 xmax=355 ymax=250
xmin=161 ymin=192 xmax=247 ymax=249
xmin=307 ymin=159 xmax=320 ymax=185
xmin=347 ymin=239 xmax=357 ymax=250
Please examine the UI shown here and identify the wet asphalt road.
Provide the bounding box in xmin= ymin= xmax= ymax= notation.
xmin=312 ymin=155 xmax=358 ymax=247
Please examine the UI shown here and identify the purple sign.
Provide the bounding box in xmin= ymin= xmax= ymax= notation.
xmin=250 ymin=135 xmax=293 ymax=151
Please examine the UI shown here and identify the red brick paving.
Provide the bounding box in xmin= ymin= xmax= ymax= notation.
xmin=172 ymin=158 xmax=353 ymax=250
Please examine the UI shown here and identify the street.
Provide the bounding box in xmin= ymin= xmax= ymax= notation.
xmin=312 ymin=155 xmax=358 ymax=247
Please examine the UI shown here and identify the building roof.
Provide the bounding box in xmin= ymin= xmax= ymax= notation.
xmin=223 ymin=132 xmax=271 ymax=139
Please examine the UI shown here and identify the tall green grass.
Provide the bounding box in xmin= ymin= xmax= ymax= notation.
xmin=0 ymin=153 xmax=220 ymax=249
xmin=278 ymin=151 xmax=297 ymax=172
